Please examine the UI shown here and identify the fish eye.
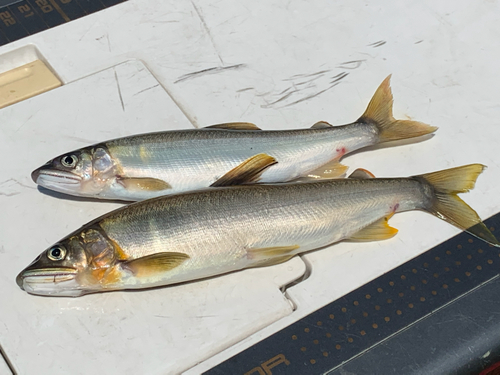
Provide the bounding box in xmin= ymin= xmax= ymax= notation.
xmin=47 ymin=245 xmax=67 ymax=261
xmin=61 ymin=155 xmax=78 ymax=168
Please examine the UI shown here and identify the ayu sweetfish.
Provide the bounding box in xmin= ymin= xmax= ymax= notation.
xmin=17 ymin=164 xmax=499 ymax=297
xmin=31 ymin=76 xmax=436 ymax=201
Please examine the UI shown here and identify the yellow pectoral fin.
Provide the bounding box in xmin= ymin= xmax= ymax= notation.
xmin=211 ymin=153 xmax=277 ymax=187
xmin=205 ymin=122 xmax=262 ymax=130
xmin=117 ymin=177 xmax=171 ymax=192
xmin=247 ymin=245 xmax=300 ymax=261
xmin=123 ymin=252 xmax=190 ymax=277
xmin=348 ymin=216 xmax=398 ymax=242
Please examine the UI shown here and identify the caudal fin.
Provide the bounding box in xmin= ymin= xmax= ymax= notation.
xmin=417 ymin=164 xmax=500 ymax=247
xmin=360 ymin=75 xmax=438 ymax=142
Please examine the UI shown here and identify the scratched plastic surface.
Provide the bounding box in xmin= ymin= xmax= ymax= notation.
xmin=0 ymin=60 xmax=306 ymax=374
xmin=0 ymin=1 xmax=498 ymax=374
xmin=0 ymin=354 xmax=11 ymax=375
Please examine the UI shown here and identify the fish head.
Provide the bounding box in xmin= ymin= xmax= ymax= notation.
xmin=17 ymin=236 xmax=89 ymax=297
xmin=31 ymin=146 xmax=117 ymax=197
xmin=17 ymin=227 xmax=124 ymax=297
xmin=31 ymin=148 xmax=93 ymax=195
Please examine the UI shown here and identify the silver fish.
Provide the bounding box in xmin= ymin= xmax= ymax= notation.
xmin=17 ymin=164 xmax=498 ymax=297
xmin=31 ymin=76 xmax=436 ymax=201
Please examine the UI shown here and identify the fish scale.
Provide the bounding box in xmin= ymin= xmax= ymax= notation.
xmin=17 ymin=164 xmax=500 ymax=296
xmin=99 ymin=180 xmax=394 ymax=261
xmin=30 ymin=76 xmax=437 ymax=201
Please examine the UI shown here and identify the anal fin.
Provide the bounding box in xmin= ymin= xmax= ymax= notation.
xmin=211 ymin=153 xmax=277 ymax=187
xmin=296 ymin=160 xmax=348 ymax=182
xmin=122 ymin=252 xmax=190 ymax=277
xmin=117 ymin=177 xmax=171 ymax=192
xmin=348 ymin=216 xmax=398 ymax=242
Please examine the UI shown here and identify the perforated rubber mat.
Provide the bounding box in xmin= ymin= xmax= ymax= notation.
xmin=206 ymin=213 xmax=500 ymax=375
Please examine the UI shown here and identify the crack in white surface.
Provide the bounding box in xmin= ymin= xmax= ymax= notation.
xmin=191 ymin=1 xmax=224 ymax=65
xmin=113 ymin=68 xmax=125 ymax=112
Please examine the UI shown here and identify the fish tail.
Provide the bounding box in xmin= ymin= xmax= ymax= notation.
xmin=359 ymin=75 xmax=438 ymax=142
xmin=416 ymin=164 xmax=500 ymax=247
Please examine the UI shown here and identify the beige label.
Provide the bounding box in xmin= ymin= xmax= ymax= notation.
xmin=0 ymin=59 xmax=61 ymax=109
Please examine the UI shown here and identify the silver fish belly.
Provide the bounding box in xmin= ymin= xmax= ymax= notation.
xmin=17 ymin=164 xmax=499 ymax=296
xmin=104 ymin=124 xmax=375 ymax=196
xmin=31 ymin=76 xmax=436 ymax=201
xmin=98 ymin=179 xmax=421 ymax=283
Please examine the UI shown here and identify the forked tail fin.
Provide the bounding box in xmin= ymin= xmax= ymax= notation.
xmin=417 ymin=164 xmax=500 ymax=247
xmin=360 ymin=75 xmax=438 ymax=142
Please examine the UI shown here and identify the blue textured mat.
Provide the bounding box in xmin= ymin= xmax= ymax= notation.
xmin=0 ymin=0 xmax=127 ymax=46
xmin=206 ymin=214 xmax=500 ymax=375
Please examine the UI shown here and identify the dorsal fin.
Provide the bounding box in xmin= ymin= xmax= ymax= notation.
xmin=211 ymin=153 xmax=277 ymax=187
xmin=348 ymin=168 xmax=376 ymax=179
xmin=205 ymin=122 xmax=262 ymax=130
xmin=310 ymin=121 xmax=333 ymax=129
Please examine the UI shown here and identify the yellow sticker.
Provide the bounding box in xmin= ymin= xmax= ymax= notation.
xmin=0 ymin=59 xmax=61 ymax=109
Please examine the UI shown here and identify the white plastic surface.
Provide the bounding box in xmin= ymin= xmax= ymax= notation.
xmin=0 ymin=356 xmax=11 ymax=375
xmin=0 ymin=0 xmax=499 ymax=374
xmin=0 ymin=60 xmax=306 ymax=374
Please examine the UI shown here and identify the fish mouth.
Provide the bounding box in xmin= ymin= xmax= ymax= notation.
xmin=32 ymin=168 xmax=82 ymax=186
xmin=17 ymin=267 xmax=78 ymax=290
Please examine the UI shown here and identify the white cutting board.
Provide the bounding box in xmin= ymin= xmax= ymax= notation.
xmin=0 ymin=0 xmax=499 ymax=374
xmin=0 ymin=60 xmax=305 ymax=374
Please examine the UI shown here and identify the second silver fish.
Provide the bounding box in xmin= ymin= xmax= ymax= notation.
xmin=32 ymin=76 xmax=436 ymax=200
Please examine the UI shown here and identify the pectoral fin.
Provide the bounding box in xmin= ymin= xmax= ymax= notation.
xmin=211 ymin=153 xmax=277 ymax=187
xmin=205 ymin=122 xmax=262 ymax=130
xmin=347 ymin=216 xmax=398 ymax=242
xmin=117 ymin=177 xmax=171 ymax=192
xmin=348 ymin=168 xmax=376 ymax=179
xmin=123 ymin=252 xmax=190 ymax=277
xmin=247 ymin=245 xmax=300 ymax=260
